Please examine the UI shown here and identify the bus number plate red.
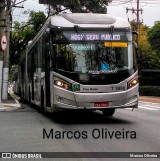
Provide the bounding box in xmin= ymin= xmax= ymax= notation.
xmin=94 ymin=102 xmax=109 ymax=107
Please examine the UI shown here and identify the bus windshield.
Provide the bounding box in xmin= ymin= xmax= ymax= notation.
xmin=52 ymin=30 xmax=133 ymax=74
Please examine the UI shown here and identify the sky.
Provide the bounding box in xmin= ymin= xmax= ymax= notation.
xmin=13 ymin=0 xmax=160 ymax=27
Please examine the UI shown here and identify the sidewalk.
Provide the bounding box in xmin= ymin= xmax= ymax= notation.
xmin=0 ymin=93 xmax=21 ymax=111
xmin=139 ymin=96 xmax=160 ymax=104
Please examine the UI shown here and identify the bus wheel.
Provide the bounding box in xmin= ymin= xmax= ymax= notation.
xmin=101 ymin=108 xmax=115 ymax=116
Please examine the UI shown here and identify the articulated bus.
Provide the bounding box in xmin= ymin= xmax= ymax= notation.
xmin=14 ymin=13 xmax=139 ymax=116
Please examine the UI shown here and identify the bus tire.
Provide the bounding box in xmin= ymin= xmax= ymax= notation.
xmin=101 ymin=108 xmax=115 ymax=116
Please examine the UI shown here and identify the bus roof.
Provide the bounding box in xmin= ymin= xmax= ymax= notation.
xmin=50 ymin=13 xmax=131 ymax=29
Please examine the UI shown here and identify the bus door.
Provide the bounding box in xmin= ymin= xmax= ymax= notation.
xmin=42 ymin=36 xmax=51 ymax=107
xmin=32 ymin=43 xmax=40 ymax=103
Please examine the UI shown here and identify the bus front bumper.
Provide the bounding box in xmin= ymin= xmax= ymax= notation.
xmin=52 ymin=85 xmax=139 ymax=111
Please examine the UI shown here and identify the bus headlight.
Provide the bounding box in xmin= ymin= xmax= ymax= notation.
xmin=54 ymin=79 xmax=71 ymax=91
xmin=128 ymin=76 xmax=139 ymax=89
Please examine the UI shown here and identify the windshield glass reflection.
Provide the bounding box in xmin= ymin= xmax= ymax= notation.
xmin=55 ymin=42 xmax=132 ymax=74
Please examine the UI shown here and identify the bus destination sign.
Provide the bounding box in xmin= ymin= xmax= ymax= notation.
xmin=70 ymin=34 xmax=121 ymax=41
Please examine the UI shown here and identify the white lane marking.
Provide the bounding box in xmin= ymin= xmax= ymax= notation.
xmin=139 ymin=101 xmax=160 ymax=106
xmin=138 ymin=105 xmax=158 ymax=110
xmin=139 ymin=104 xmax=160 ymax=109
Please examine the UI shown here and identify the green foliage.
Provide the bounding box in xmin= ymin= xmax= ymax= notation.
xmin=28 ymin=11 xmax=47 ymax=33
xmin=48 ymin=0 xmax=112 ymax=15
xmin=148 ymin=21 xmax=160 ymax=56
xmin=131 ymin=23 xmax=160 ymax=70
xmin=139 ymin=86 xmax=160 ymax=96
xmin=129 ymin=22 xmax=160 ymax=70
xmin=139 ymin=47 xmax=160 ymax=70
xmin=66 ymin=0 xmax=110 ymax=13
xmin=10 ymin=11 xmax=46 ymax=67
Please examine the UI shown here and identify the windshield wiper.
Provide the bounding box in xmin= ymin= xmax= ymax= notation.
xmin=74 ymin=25 xmax=92 ymax=65
xmin=74 ymin=25 xmax=90 ymax=49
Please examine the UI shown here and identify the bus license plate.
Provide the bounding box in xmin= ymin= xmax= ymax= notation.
xmin=94 ymin=102 xmax=109 ymax=107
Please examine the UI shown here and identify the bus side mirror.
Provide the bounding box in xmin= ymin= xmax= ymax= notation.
xmin=132 ymin=31 xmax=138 ymax=36
xmin=132 ymin=31 xmax=139 ymax=43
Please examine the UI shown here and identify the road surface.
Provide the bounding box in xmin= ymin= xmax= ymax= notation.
xmin=0 ymin=101 xmax=159 ymax=161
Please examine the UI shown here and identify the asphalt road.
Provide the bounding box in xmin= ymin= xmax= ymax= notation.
xmin=0 ymin=101 xmax=160 ymax=161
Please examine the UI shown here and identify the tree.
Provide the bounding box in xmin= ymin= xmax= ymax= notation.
xmin=10 ymin=21 xmax=33 ymax=66
xmin=148 ymin=21 xmax=160 ymax=57
xmin=10 ymin=11 xmax=46 ymax=68
xmin=47 ymin=0 xmax=112 ymax=16
xmin=27 ymin=11 xmax=47 ymax=33
xmin=139 ymin=25 xmax=150 ymax=50
xmin=139 ymin=48 xmax=160 ymax=70
xmin=130 ymin=22 xmax=160 ymax=70
xmin=138 ymin=23 xmax=160 ymax=69
xmin=66 ymin=0 xmax=111 ymax=13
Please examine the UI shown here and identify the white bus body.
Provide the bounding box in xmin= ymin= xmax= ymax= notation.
xmin=15 ymin=13 xmax=139 ymax=116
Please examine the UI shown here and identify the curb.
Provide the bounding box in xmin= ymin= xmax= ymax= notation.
xmin=0 ymin=94 xmax=21 ymax=112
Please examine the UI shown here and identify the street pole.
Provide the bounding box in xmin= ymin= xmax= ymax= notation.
xmin=136 ymin=0 xmax=140 ymax=45
xmin=1 ymin=0 xmax=25 ymax=100
xmin=2 ymin=0 xmax=10 ymax=100
xmin=0 ymin=0 xmax=6 ymax=105
xmin=126 ymin=0 xmax=142 ymax=45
